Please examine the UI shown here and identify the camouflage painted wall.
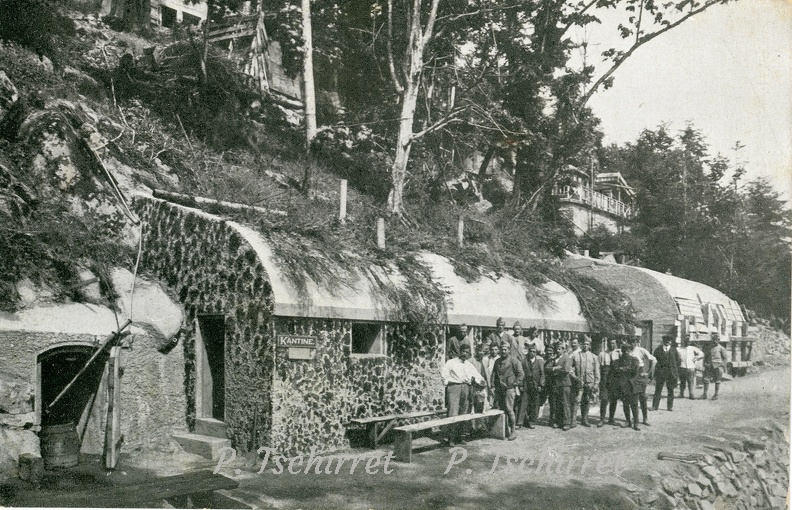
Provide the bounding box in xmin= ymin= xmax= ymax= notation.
xmin=134 ymin=197 xmax=275 ymax=452
xmin=271 ymin=319 xmax=445 ymax=456
xmin=136 ymin=197 xmax=447 ymax=456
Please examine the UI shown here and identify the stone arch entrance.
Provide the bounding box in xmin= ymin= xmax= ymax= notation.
xmin=37 ymin=344 xmax=107 ymax=429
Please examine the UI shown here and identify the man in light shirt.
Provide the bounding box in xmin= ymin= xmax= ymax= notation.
xmin=628 ymin=336 xmax=656 ymax=427
xmin=441 ymin=344 xmax=486 ymax=446
xmin=702 ymin=333 xmax=730 ymax=400
xmin=677 ymin=335 xmax=704 ymax=400
xmin=481 ymin=343 xmax=500 ymax=409
xmin=571 ymin=337 xmax=600 ymax=427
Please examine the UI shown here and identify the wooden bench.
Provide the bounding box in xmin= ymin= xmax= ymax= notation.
xmin=350 ymin=409 xmax=447 ymax=448
xmin=12 ymin=469 xmax=241 ymax=508
xmin=393 ymin=409 xmax=505 ymax=463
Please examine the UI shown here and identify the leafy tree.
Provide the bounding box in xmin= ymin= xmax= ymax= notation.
xmin=599 ymin=126 xmax=791 ymax=330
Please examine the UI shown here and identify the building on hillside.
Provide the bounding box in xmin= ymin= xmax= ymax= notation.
xmin=564 ymin=253 xmax=754 ymax=373
xmin=0 ymin=271 xmax=186 ymax=479
xmin=552 ymin=166 xmax=635 ymax=235
xmin=131 ymin=195 xmax=595 ymax=457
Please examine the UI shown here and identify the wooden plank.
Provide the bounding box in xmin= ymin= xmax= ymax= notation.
xmin=489 ymin=412 xmax=506 ymax=440
xmin=393 ymin=430 xmax=412 ymax=463
xmin=207 ymin=23 xmax=256 ymax=38
xmin=351 ymin=409 xmax=446 ymax=425
xmin=104 ymin=346 xmax=122 ymax=470
xmin=208 ymin=29 xmax=256 ymax=43
xmin=13 ymin=471 xmax=238 ymax=508
xmin=395 ymin=410 xmax=504 ymax=433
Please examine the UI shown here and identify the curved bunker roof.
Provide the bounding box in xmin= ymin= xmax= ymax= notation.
xmin=565 ymin=254 xmax=744 ymax=332
xmin=229 ymin=221 xmax=589 ymax=330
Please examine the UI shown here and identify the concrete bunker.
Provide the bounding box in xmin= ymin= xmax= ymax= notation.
xmin=134 ymin=195 xmax=597 ymax=456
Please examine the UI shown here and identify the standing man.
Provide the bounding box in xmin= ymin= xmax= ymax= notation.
xmin=628 ymin=336 xmax=656 ymax=426
xmin=611 ymin=341 xmax=641 ymax=430
xmin=571 ymin=337 xmax=600 ymax=427
xmin=702 ymin=333 xmax=730 ymax=400
xmin=518 ymin=344 xmax=545 ymax=429
xmin=567 ymin=335 xmax=582 ymax=425
xmin=548 ymin=342 xmax=574 ymax=431
xmin=598 ymin=337 xmax=620 ymax=427
xmin=513 ymin=321 xmax=525 ymax=356
xmin=652 ymin=335 xmax=681 ymax=411
xmin=487 ymin=318 xmax=520 ymax=358
xmin=447 ymin=324 xmax=471 ymax=361
xmin=481 ymin=343 xmax=499 ymax=410
xmin=678 ymin=335 xmax=704 ymax=399
xmin=440 ymin=344 xmax=486 ymax=446
xmin=493 ymin=340 xmax=524 ymax=440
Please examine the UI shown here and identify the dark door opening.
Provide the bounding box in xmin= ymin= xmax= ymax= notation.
xmin=197 ymin=316 xmax=226 ymax=421
xmin=39 ymin=346 xmax=107 ymax=427
xmin=161 ymin=6 xmax=177 ymax=28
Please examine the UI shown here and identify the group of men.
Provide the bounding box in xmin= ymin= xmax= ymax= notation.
xmin=441 ymin=318 xmax=731 ymax=443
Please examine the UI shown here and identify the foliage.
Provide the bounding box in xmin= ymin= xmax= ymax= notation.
xmin=0 ymin=0 xmax=76 ymax=62
xmin=599 ymin=125 xmax=792 ymax=331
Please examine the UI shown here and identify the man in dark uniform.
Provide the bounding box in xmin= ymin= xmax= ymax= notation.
xmin=547 ymin=342 xmax=574 ymax=431
xmin=518 ymin=344 xmax=545 ymax=429
xmin=493 ymin=340 xmax=524 ymax=440
xmin=652 ymin=335 xmax=681 ymax=411
xmin=610 ymin=341 xmax=641 ymax=430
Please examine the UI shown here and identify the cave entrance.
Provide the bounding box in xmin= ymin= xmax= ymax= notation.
xmin=38 ymin=345 xmax=107 ymax=428
xmin=195 ymin=315 xmax=226 ymax=421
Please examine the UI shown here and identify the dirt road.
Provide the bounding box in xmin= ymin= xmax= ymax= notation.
xmin=222 ymin=367 xmax=789 ymax=509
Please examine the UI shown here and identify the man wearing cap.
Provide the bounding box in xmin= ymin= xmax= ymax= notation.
xmin=518 ymin=344 xmax=545 ymax=429
xmin=611 ymin=341 xmax=641 ymax=430
xmin=627 ymin=336 xmax=656 ymax=426
xmin=571 ymin=336 xmax=600 ymax=426
xmin=567 ymin=335 xmax=582 ymax=424
xmin=547 ymin=342 xmax=575 ymax=431
xmin=598 ymin=337 xmax=620 ymax=427
xmin=702 ymin=333 xmax=730 ymax=400
xmin=487 ymin=318 xmax=520 ymax=358
xmin=441 ymin=344 xmax=486 ymax=446
xmin=447 ymin=324 xmax=472 ymax=361
xmin=652 ymin=335 xmax=681 ymax=411
xmin=677 ymin=335 xmax=704 ymax=399
xmin=493 ymin=340 xmax=524 ymax=440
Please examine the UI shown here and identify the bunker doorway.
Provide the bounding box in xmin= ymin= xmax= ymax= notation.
xmin=38 ymin=345 xmax=107 ymax=428
xmin=195 ymin=315 xmax=226 ymax=422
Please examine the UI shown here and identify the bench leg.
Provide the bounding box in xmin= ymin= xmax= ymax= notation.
xmin=370 ymin=423 xmax=380 ymax=448
xmin=393 ymin=430 xmax=413 ymax=463
xmin=489 ymin=413 xmax=506 ymax=440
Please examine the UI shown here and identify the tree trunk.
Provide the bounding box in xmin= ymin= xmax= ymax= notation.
xmin=301 ymin=0 xmax=317 ymax=194
xmin=390 ymin=80 xmax=421 ymax=213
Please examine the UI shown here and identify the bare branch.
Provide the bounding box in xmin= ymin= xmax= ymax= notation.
xmin=435 ymin=3 xmax=524 ymax=24
xmin=581 ymin=0 xmax=731 ymax=105
xmin=411 ymin=107 xmax=466 ymax=140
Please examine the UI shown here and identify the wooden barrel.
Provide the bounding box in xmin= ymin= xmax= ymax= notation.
xmin=40 ymin=422 xmax=80 ymax=469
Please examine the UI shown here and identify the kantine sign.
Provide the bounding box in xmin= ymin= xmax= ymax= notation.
xmin=276 ymin=335 xmax=318 ymax=348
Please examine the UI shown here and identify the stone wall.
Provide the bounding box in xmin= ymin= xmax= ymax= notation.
xmin=635 ymin=420 xmax=789 ymax=509
xmin=134 ymin=197 xmax=275 ymax=452
xmin=0 ymin=328 xmax=185 ymax=481
xmin=136 ymin=197 xmax=448 ymax=456
xmin=271 ymin=319 xmax=445 ymax=456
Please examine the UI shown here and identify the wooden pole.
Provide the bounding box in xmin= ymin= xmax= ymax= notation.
xmin=339 ymin=179 xmax=347 ymax=224
xmin=47 ymin=320 xmax=132 ymax=411
xmin=377 ymin=218 xmax=385 ymax=249
xmin=457 ymin=215 xmax=464 ymax=247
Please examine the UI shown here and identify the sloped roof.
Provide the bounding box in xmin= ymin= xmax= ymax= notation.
xmin=565 ymin=254 xmax=745 ymax=329
xmin=419 ymin=253 xmax=589 ymax=331
xmin=230 ymin=221 xmax=589 ymax=330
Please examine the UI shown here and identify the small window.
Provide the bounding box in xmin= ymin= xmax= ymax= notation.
xmin=161 ymin=6 xmax=177 ymax=28
xmin=351 ymin=323 xmax=386 ymax=356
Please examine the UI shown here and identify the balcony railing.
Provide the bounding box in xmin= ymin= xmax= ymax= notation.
xmin=552 ymin=185 xmax=633 ymax=218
